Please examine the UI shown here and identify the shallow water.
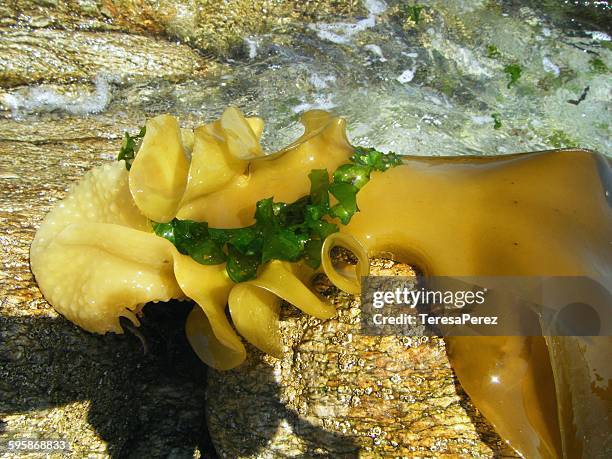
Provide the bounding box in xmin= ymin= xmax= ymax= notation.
xmin=2 ymin=0 xmax=610 ymax=157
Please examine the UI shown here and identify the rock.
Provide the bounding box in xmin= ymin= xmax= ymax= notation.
xmin=0 ymin=0 xmax=364 ymax=57
xmin=0 ymin=27 xmax=210 ymax=88
xmin=206 ymin=259 xmax=517 ymax=458
xmin=0 ymin=306 xmax=212 ymax=457
xmin=0 ymin=0 xmax=362 ymax=88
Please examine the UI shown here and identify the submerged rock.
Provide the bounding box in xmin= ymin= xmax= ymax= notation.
xmin=207 ymin=259 xmax=516 ymax=458
xmin=0 ymin=27 xmax=210 ymax=89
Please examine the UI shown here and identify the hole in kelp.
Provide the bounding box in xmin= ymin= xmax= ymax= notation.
xmin=554 ymin=302 xmax=601 ymax=336
xmin=310 ymin=247 xmax=360 ymax=299
xmin=329 ymin=245 xmax=360 ymax=282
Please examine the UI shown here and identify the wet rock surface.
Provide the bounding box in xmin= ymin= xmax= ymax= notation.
xmin=207 ymin=261 xmax=515 ymax=458
xmin=0 ymin=304 xmax=212 ymax=458
xmin=0 ymin=27 xmax=210 ymax=88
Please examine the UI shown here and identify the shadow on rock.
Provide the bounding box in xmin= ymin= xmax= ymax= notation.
xmin=207 ymin=347 xmax=360 ymax=458
xmin=0 ymin=301 xmax=215 ymax=458
xmin=206 ymin=304 xmax=360 ymax=458
xmin=0 ymin=301 xmax=358 ymax=458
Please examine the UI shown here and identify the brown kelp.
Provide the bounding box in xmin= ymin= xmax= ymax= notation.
xmin=31 ymin=109 xmax=611 ymax=457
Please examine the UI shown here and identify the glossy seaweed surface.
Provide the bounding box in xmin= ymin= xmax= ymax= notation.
xmin=347 ymin=150 xmax=612 ymax=458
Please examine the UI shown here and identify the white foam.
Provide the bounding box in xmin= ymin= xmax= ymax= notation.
xmin=586 ymin=31 xmax=611 ymax=41
xmin=542 ymin=57 xmax=560 ymax=76
xmin=309 ymin=15 xmax=376 ymax=44
xmin=397 ymin=68 xmax=415 ymax=83
xmin=309 ymin=73 xmax=336 ymax=89
xmin=292 ymin=95 xmax=336 ymax=113
xmin=364 ymin=0 xmax=388 ymax=15
xmin=471 ymin=115 xmax=493 ymax=125
xmin=2 ymin=74 xmax=112 ymax=117
xmin=308 ymin=0 xmax=387 ymax=45
xmin=364 ymin=44 xmax=387 ymax=62
xmin=244 ymin=37 xmax=258 ymax=59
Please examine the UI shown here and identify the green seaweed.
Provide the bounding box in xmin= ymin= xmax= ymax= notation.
xmin=547 ymin=129 xmax=577 ymax=148
xmin=486 ymin=45 xmax=501 ymax=59
xmin=590 ymin=57 xmax=608 ymax=73
xmin=401 ymin=4 xmax=424 ymax=25
xmin=151 ymin=146 xmax=403 ymax=281
xmin=491 ymin=113 xmax=502 ymax=129
xmin=117 ymin=126 xmax=146 ymax=170
xmin=504 ymin=64 xmax=522 ymax=88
